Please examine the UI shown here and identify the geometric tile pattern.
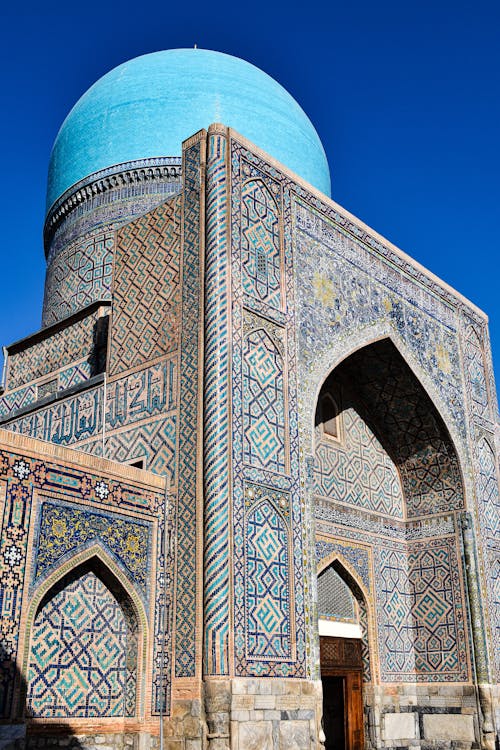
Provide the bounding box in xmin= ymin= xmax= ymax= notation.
xmin=203 ymin=132 xmax=231 ymax=676
xmin=82 ymin=416 xmax=177 ymax=481
xmin=0 ymin=478 xmax=31 ymax=719
xmin=4 ymin=358 xmax=177 ymax=477
xmin=376 ymin=546 xmax=415 ymax=679
xmin=409 ymin=538 xmax=469 ymax=680
xmin=0 ymin=384 xmax=37 ymax=418
xmin=317 ymin=565 xmax=357 ymax=622
xmin=0 ymin=445 xmax=166 ymax=720
xmin=246 ymin=496 xmax=291 ymax=659
xmin=241 ymin=179 xmax=282 ymax=310
xmin=243 ymin=328 xmax=286 ymax=473
xmin=5 ymin=385 xmax=103 ymax=445
xmin=490 ymin=554 xmax=500 ymax=679
xmin=1 ymin=364 xmax=93 ymax=421
xmin=42 ymin=231 xmax=114 ymax=326
xmin=58 ymin=361 xmax=93 ymax=391
xmin=27 ymin=570 xmax=136 ymax=718
xmin=34 ymin=500 xmax=152 ymax=602
xmin=314 ymin=406 xmax=404 ymax=518
xmin=109 ymin=196 xmax=181 ymax=376
xmin=230 ymin=147 xmax=307 ymax=679
xmin=293 ymin=198 xmax=467 ymax=441
xmin=7 ymin=308 xmax=103 ymax=391
xmin=331 ymin=340 xmax=465 ymax=518
xmin=174 ymin=137 xmax=203 ymax=679
xmin=477 ymin=437 xmax=500 ymax=537
xmin=315 ymin=540 xmax=371 ymax=593
xmin=464 ymin=325 xmax=490 ymax=419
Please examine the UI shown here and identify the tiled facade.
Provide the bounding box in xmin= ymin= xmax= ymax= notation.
xmin=0 ymin=118 xmax=498 ymax=750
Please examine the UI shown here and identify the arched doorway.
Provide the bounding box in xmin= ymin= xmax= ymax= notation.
xmin=318 ymin=563 xmax=366 ymax=750
xmin=26 ymin=558 xmax=139 ymax=718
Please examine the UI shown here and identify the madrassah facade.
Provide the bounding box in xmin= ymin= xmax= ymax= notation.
xmin=0 ymin=49 xmax=498 ymax=750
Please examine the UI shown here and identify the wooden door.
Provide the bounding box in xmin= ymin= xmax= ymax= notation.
xmin=320 ymin=636 xmax=364 ymax=750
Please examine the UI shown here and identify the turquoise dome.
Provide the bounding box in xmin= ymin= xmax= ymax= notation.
xmin=46 ymin=48 xmax=331 ymax=211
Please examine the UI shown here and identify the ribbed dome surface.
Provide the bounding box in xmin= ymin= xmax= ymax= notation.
xmin=46 ymin=48 xmax=331 ymax=211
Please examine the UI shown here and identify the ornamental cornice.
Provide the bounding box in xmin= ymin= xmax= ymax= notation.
xmin=44 ymin=157 xmax=182 ymax=252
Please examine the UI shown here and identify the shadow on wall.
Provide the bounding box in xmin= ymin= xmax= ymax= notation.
xmin=1 ymin=558 xmax=142 ymax=750
xmin=0 ymin=651 xmax=86 ymax=750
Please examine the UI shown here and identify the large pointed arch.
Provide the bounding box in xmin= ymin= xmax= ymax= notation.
xmin=305 ymin=324 xmax=470 ymax=514
xmin=308 ymin=324 xmax=465 ymax=454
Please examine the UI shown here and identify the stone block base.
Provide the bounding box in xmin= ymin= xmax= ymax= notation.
xmin=206 ymin=676 xmax=322 ymax=750
xmin=364 ymin=683 xmax=494 ymax=749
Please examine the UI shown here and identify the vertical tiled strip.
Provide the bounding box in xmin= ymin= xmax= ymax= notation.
xmin=174 ymin=134 xmax=205 ymax=678
xmin=203 ymin=127 xmax=231 ymax=675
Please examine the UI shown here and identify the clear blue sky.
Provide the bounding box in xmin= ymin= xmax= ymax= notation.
xmin=1 ymin=0 xmax=499 ymax=414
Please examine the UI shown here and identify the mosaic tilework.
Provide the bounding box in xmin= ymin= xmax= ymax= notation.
xmin=315 ymin=540 xmax=371 ymax=593
xmin=1 ymin=364 xmax=93 ymax=421
xmin=315 ymin=543 xmax=372 ymax=681
xmin=230 ymin=138 xmax=483 ymax=691
xmin=203 ymin=131 xmax=231 ymax=676
xmin=27 ymin=570 xmax=135 ymax=718
xmin=0 ymin=477 xmax=30 ymax=719
xmin=34 ymin=499 xmax=152 ymax=601
xmin=174 ymin=136 xmax=204 ymax=679
xmin=5 ymin=386 xmax=103 ymax=445
xmin=4 ymin=359 xmax=177 ymax=477
xmin=375 ymin=545 xmax=415 ymax=679
xmin=330 ymin=340 xmax=465 ymax=519
xmin=42 ymin=231 xmax=114 ymax=326
xmin=81 ymin=417 xmax=177 ymax=482
xmin=477 ymin=437 xmax=500 ymax=536
xmin=241 ymin=178 xmax=282 ymax=310
xmin=245 ymin=489 xmax=291 ymax=659
xmin=230 ymin=146 xmax=307 ymax=679
xmin=0 ymin=385 xmax=37 ymax=418
xmin=409 ymin=538 xmax=468 ymax=680
xmin=464 ymin=324 xmax=490 ymax=420
xmin=109 ymin=195 xmax=181 ymax=376
xmin=314 ymin=406 xmax=404 ymax=518
xmin=243 ymin=328 xmax=286 ymax=473
xmin=292 ymin=199 xmax=467 ymax=442
xmin=0 ymin=443 xmax=168 ymax=719
xmin=58 ymin=361 xmax=93 ymax=391
xmin=7 ymin=308 xmax=105 ymax=391
xmin=317 ymin=565 xmax=356 ymax=623
xmin=489 ymin=551 xmax=500 ymax=678
xmin=106 ymin=359 xmax=176 ymax=429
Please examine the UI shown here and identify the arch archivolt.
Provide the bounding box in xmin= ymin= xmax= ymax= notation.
xmin=301 ymin=320 xmax=472 ymax=512
xmin=20 ymin=543 xmax=149 ymax=719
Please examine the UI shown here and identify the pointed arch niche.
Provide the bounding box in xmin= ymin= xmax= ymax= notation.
xmin=314 ymin=337 xmax=465 ymax=521
xmin=317 ymin=557 xmax=370 ymax=750
xmin=25 ymin=552 xmax=145 ymax=719
xmin=317 ymin=557 xmax=372 ymax=683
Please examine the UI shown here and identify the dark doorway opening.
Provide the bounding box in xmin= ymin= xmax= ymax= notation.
xmin=322 ymin=675 xmax=345 ymax=750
